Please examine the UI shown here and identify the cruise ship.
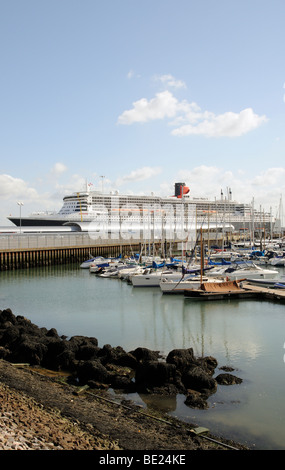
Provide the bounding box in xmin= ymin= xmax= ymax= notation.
xmin=7 ymin=182 xmax=272 ymax=235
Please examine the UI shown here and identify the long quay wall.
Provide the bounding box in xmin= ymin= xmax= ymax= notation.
xmin=0 ymin=233 xmax=146 ymax=271
xmin=0 ymin=229 xmax=232 ymax=271
xmin=0 ymin=246 xmax=137 ymax=271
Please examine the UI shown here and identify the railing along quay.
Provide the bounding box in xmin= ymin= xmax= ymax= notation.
xmin=0 ymin=229 xmax=241 ymax=271
xmin=0 ymin=233 xmax=146 ymax=271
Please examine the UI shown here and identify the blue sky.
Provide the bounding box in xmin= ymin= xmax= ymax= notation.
xmin=0 ymin=0 xmax=285 ymax=225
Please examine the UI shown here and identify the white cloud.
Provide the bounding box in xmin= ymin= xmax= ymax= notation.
xmin=175 ymin=166 xmax=236 ymax=200
xmin=127 ymin=70 xmax=135 ymax=79
xmin=51 ymin=162 xmax=67 ymax=177
xmin=118 ymin=77 xmax=267 ymax=137
xmin=0 ymin=173 xmax=50 ymax=225
xmin=117 ymin=91 xmax=180 ymax=125
xmin=172 ymin=108 xmax=267 ymax=137
xmin=0 ymin=174 xmax=38 ymax=200
xmin=115 ymin=166 xmax=162 ymax=186
xmin=174 ymin=166 xmax=284 ymax=217
xmin=154 ymin=74 xmax=187 ymax=89
xmin=127 ymin=69 xmax=141 ymax=79
xmin=252 ymin=167 xmax=285 ymax=187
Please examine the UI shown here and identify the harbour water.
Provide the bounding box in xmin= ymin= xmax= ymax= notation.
xmin=1 ymin=263 xmax=285 ymax=450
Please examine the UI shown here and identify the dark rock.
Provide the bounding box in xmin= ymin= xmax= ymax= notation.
xmin=75 ymin=344 xmax=100 ymax=361
xmin=69 ymin=335 xmax=98 ymax=349
xmin=166 ymin=348 xmax=196 ymax=372
xmin=15 ymin=316 xmax=43 ymax=336
xmin=182 ymin=366 xmax=217 ymax=393
xmin=0 ymin=346 xmax=10 ymax=360
xmin=0 ymin=324 xmax=21 ymax=348
xmin=76 ymin=360 xmax=110 ymax=385
xmin=219 ymin=365 xmax=235 ymax=372
xmin=46 ymin=328 xmax=59 ymax=338
xmin=97 ymin=344 xmax=125 ymax=365
xmin=216 ymin=373 xmax=242 ymax=385
xmin=130 ymin=347 xmax=160 ymax=363
xmin=150 ymin=384 xmax=180 ymax=396
xmin=0 ymin=309 xmax=224 ymax=403
xmin=110 ymin=375 xmax=136 ymax=392
xmin=11 ymin=339 xmax=48 ymax=365
xmin=113 ymin=352 xmax=138 ymax=369
xmin=94 ymin=345 xmax=137 ymax=369
xmin=0 ymin=309 xmax=16 ymax=325
xmin=184 ymin=390 xmax=209 ymax=409
xmin=67 ymin=336 xmax=100 ymax=364
xmin=198 ymin=356 xmax=218 ymax=375
xmin=54 ymin=349 xmax=77 ymax=371
xmin=135 ymin=360 xmax=177 ymax=391
xmin=42 ymin=337 xmax=73 ymax=370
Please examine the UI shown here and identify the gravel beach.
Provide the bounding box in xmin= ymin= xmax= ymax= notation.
xmin=0 ymin=359 xmax=249 ymax=452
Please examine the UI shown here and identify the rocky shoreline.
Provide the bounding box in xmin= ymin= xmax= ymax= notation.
xmin=0 ymin=308 xmax=249 ymax=451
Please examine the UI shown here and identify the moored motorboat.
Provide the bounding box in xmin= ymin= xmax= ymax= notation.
xmin=209 ymin=262 xmax=279 ymax=281
xmin=268 ymin=256 xmax=285 ymax=267
xmin=98 ymin=267 xmax=120 ymax=278
xmin=131 ymin=268 xmax=179 ymax=287
xmin=98 ymin=262 xmax=138 ymax=278
xmin=81 ymin=256 xmax=110 ymax=269
xmin=244 ymin=274 xmax=285 ymax=289
xmin=118 ymin=265 xmax=145 ymax=281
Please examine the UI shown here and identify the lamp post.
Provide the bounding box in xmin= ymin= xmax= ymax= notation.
xmin=17 ymin=202 xmax=24 ymax=234
xmin=100 ymin=175 xmax=105 ymax=193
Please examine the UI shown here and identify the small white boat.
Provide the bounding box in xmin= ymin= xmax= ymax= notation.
xmin=131 ymin=268 xmax=190 ymax=287
xmin=81 ymin=256 xmax=110 ymax=269
xmin=98 ymin=262 xmax=138 ymax=278
xmin=253 ymin=250 xmax=285 ymax=267
xmin=208 ymin=250 xmax=241 ymax=263
xmin=118 ymin=266 xmax=145 ymax=281
xmin=209 ymin=263 xmax=279 ymax=281
xmin=245 ymin=274 xmax=285 ymax=288
xmin=268 ymin=256 xmax=285 ymax=267
xmin=98 ymin=267 xmax=120 ymax=278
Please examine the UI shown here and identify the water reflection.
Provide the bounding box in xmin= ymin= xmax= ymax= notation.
xmin=138 ymin=393 xmax=177 ymax=414
xmin=1 ymin=264 xmax=285 ymax=449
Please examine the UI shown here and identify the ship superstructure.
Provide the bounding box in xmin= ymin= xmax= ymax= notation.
xmin=7 ymin=182 xmax=272 ymax=236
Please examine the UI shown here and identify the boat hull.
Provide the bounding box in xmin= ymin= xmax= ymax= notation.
xmin=160 ymin=277 xmax=220 ymax=294
xmin=245 ymin=278 xmax=285 ymax=288
xmin=131 ymin=270 xmax=188 ymax=287
xmin=8 ymin=217 xmax=65 ymax=227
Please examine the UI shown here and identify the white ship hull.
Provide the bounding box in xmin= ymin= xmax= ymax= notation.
xmin=8 ymin=182 xmax=273 ymax=235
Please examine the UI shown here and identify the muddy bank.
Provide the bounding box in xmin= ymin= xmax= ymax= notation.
xmin=0 ymin=308 xmax=249 ymax=450
xmin=0 ymin=359 xmax=249 ymax=451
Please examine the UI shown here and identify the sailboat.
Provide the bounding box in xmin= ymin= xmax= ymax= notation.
xmin=183 ymin=228 xmax=247 ymax=299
